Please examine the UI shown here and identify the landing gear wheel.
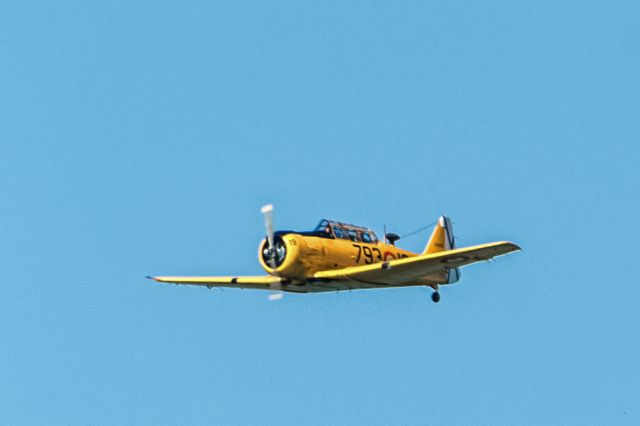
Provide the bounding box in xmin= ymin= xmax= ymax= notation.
xmin=431 ymin=291 xmax=441 ymax=303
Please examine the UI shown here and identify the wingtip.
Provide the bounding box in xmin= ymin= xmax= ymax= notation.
xmin=506 ymin=242 xmax=522 ymax=252
xmin=145 ymin=275 xmax=155 ymax=281
xmin=493 ymin=241 xmax=522 ymax=253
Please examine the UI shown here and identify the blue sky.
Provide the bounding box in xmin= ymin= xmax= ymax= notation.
xmin=1 ymin=1 xmax=639 ymax=424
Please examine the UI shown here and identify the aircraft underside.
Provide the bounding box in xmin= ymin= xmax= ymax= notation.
xmin=280 ymin=279 xmax=439 ymax=294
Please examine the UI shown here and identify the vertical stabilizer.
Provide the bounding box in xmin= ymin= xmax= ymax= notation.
xmin=423 ymin=216 xmax=454 ymax=253
xmin=423 ymin=216 xmax=460 ymax=284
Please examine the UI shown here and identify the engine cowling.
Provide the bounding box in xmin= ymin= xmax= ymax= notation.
xmin=258 ymin=233 xmax=308 ymax=278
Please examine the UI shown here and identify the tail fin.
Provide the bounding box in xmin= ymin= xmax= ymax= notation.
xmin=423 ymin=216 xmax=455 ymax=254
xmin=423 ymin=216 xmax=460 ymax=284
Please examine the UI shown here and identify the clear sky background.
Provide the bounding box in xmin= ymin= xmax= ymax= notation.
xmin=1 ymin=1 xmax=639 ymax=425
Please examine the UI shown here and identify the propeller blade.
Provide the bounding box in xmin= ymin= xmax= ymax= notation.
xmin=268 ymin=292 xmax=284 ymax=301
xmin=261 ymin=204 xmax=274 ymax=247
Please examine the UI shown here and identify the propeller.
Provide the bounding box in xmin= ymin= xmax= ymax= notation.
xmin=261 ymin=204 xmax=276 ymax=267
xmin=261 ymin=204 xmax=283 ymax=300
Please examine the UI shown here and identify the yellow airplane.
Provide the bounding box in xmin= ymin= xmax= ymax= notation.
xmin=148 ymin=205 xmax=520 ymax=303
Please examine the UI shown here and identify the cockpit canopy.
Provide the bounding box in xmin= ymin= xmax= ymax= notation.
xmin=308 ymin=219 xmax=379 ymax=243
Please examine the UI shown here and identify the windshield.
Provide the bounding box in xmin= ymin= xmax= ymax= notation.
xmin=312 ymin=220 xmax=334 ymax=238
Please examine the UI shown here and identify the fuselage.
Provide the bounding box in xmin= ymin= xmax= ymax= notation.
xmin=258 ymin=232 xmax=417 ymax=280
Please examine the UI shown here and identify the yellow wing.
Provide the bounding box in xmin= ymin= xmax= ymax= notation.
xmin=314 ymin=241 xmax=520 ymax=286
xmin=147 ymin=275 xmax=283 ymax=290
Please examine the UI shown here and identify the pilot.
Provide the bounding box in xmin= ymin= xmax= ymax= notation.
xmin=323 ymin=226 xmax=332 ymax=236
